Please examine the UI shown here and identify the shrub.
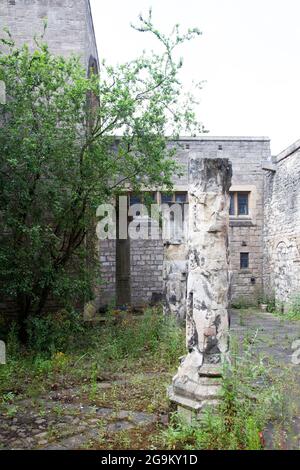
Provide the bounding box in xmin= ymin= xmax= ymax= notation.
xmin=26 ymin=309 xmax=85 ymax=355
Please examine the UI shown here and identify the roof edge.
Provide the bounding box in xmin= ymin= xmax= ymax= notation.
xmin=87 ymin=0 xmax=100 ymax=66
xmin=170 ymin=136 xmax=270 ymax=142
xmin=276 ymin=139 xmax=300 ymax=163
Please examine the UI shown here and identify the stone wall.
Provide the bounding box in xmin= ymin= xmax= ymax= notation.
xmin=99 ymin=137 xmax=271 ymax=308
xmin=130 ymin=239 xmax=164 ymax=306
xmin=99 ymin=240 xmax=116 ymax=307
xmin=0 ymin=0 xmax=98 ymax=70
xmin=264 ymin=141 xmax=300 ymax=306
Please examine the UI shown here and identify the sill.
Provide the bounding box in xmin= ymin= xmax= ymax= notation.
xmin=229 ymin=217 xmax=254 ymax=227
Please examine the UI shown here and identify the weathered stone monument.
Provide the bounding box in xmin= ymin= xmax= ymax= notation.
xmin=168 ymin=156 xmax=232 ymax=419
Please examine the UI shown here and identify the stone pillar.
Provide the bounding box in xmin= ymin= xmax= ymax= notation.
xmin=168 ymin=157 xmax=232 ymax=419
xmin=163 ymin=243 xmax=188 ymax=322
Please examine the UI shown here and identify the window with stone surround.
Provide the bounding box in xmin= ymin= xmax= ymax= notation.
xmin=229 ymin=191 xmax=250 ymax=216
xmin=240 ymin=252 xmax=249 ymax=269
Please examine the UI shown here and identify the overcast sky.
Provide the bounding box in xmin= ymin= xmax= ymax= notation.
xmin=90 ymin=0 xmax=300 ymax=155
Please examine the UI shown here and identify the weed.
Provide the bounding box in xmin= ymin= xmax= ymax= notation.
xmin=162 ymin=335 xmax=294 ymax=450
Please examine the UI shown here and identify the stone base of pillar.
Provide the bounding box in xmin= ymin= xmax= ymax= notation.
xmin=167 ymin=351 xmax=224 ymax=422
xmin=168 ymin=385 xmax=221 ymax=423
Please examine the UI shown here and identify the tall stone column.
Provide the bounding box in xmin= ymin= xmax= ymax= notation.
xmin=163 ymin=243 xmax=188 ymax=322
xmin=168 ymin=157 xmax=232 ymax=419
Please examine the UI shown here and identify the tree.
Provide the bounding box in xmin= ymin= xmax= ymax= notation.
xmin=0 ymin=11 xmax=204 ymax=341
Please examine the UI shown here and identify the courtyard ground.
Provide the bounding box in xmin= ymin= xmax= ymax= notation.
xmin=0 ymin=309 xmax=299 ymax=450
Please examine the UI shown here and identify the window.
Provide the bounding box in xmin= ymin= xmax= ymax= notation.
xmin=129 ymin=194 xmax=142 ymax=206
xmin=237 ymin=193 xmax=249 ymax=215
xmin=161 ymin=193 xmax=173 ymax=204
xmin=240 ymin=252 xmax=249 ymax=269
xmin=129 ymin=193 xmax=156 ymax=206
xmin=160 ymin=192 xmax=187 ymax=205
xmin=175 ymin=193 xmax=188 ymax=204
xmin=229 ymin=193 xmax=235 ymax=216
xmin=229 ymin=192 xmax=249 ymax=216
xmin=160 ymin=192 xmax=188 ymax=241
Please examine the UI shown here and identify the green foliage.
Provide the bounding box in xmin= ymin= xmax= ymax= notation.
xmin=6 ymin=322 xmax=21 ymax=358
xmin=91 ymin=308 xmax=185 ymax=367
xmin=26 ymin=309 xmax=85 ymax=355
xmin=162 ymin=336 xmax=291 ymax=450
xmin=272 ymin=294 xmax=300 ymax=321
xmin=230 ymin=297 xmax=252 ymax=309
xmin=0 ymin=15 xmax=203 ymax=330
xmin=256 ymin=291 xmax=276 ymax=313
xmin=0 ymin=308 xmax=185 ymax=401
xmin=286 ymin=294 xmax=300 ymax=320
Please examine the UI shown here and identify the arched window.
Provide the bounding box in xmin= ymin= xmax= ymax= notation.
xmin=88 ymin=55 xmax=99 ymax=78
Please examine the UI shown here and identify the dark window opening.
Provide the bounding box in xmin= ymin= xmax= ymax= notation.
xmin=238 ymin=192 xmax=249 ymax=215
xmin=129 ymin=194 xmax=142 ymax=206
xmin=229 ymin=191 xmax=250 ymax=216
xmin=240 ymin=252 xmax=249 ymax=269
xmin=161 ymin=192 xmax=188 ymax=205
xmin=229 ymin=193 xmax=235 ymax=215
xmin=161 ymin=193 xmax=173 ymax=204
xmin=175 ymin=192 xmax=187 ymax=204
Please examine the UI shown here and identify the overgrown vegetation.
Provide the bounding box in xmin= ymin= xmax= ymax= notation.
xmin=0 ymin=308 xmax=296 ymax=450
xmin=274 ymin=294 xmax=300 ymax=321
xmin=286 ymin=294 xmax=300 ymax=320
xmin=162 ymin=336 xmax=294 ymax=450
xmin=0 ymin=11 xmax=204 ymax=341
xmin=0 ymin=308 xmax=185 ymax=400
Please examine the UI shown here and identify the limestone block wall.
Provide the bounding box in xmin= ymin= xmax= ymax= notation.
xmin=99 ymin=240 xmax=116 ymax=307
xmin=130 ymin=239 xmax=164 ymax=306
xmin=99 ymin=137 xmax=271 ymax=308
xmin=264 ymin=141 xmax=300 ymax=306
xmin=0 ymin=0 xmax=98 ymax=70
xmin=175 ymin=137 xmax=270 ymax=304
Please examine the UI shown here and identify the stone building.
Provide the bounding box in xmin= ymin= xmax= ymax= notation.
xmin=263 ymin=140 xmax=300 ymax=308
xmin=99 ymin=137 xmax=271 ymax=309
xmin=1 ymin=1 xmax=299 ymax=313
xmin=0 ymin=0 xmax=99 ymax=72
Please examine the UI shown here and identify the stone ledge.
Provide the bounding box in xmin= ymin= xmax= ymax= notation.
xmin=229 ymin=219 xmax=255 ymax=227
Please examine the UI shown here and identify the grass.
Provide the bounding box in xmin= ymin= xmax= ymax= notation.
xmin=161 ymin=336 xmax=296 ymax=450
xmin=0 ymin=307 xmax=297 ymax=450
xmin=0 ymin=308 xmax=185 ymax=412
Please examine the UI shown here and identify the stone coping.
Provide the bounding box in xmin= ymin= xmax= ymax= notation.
xmin=276 ymin=138 xmax=300 ymax=163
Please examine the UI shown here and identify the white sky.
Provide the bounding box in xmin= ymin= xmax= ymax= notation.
xmin=90 ymin=0 xmax=300 ymax=155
